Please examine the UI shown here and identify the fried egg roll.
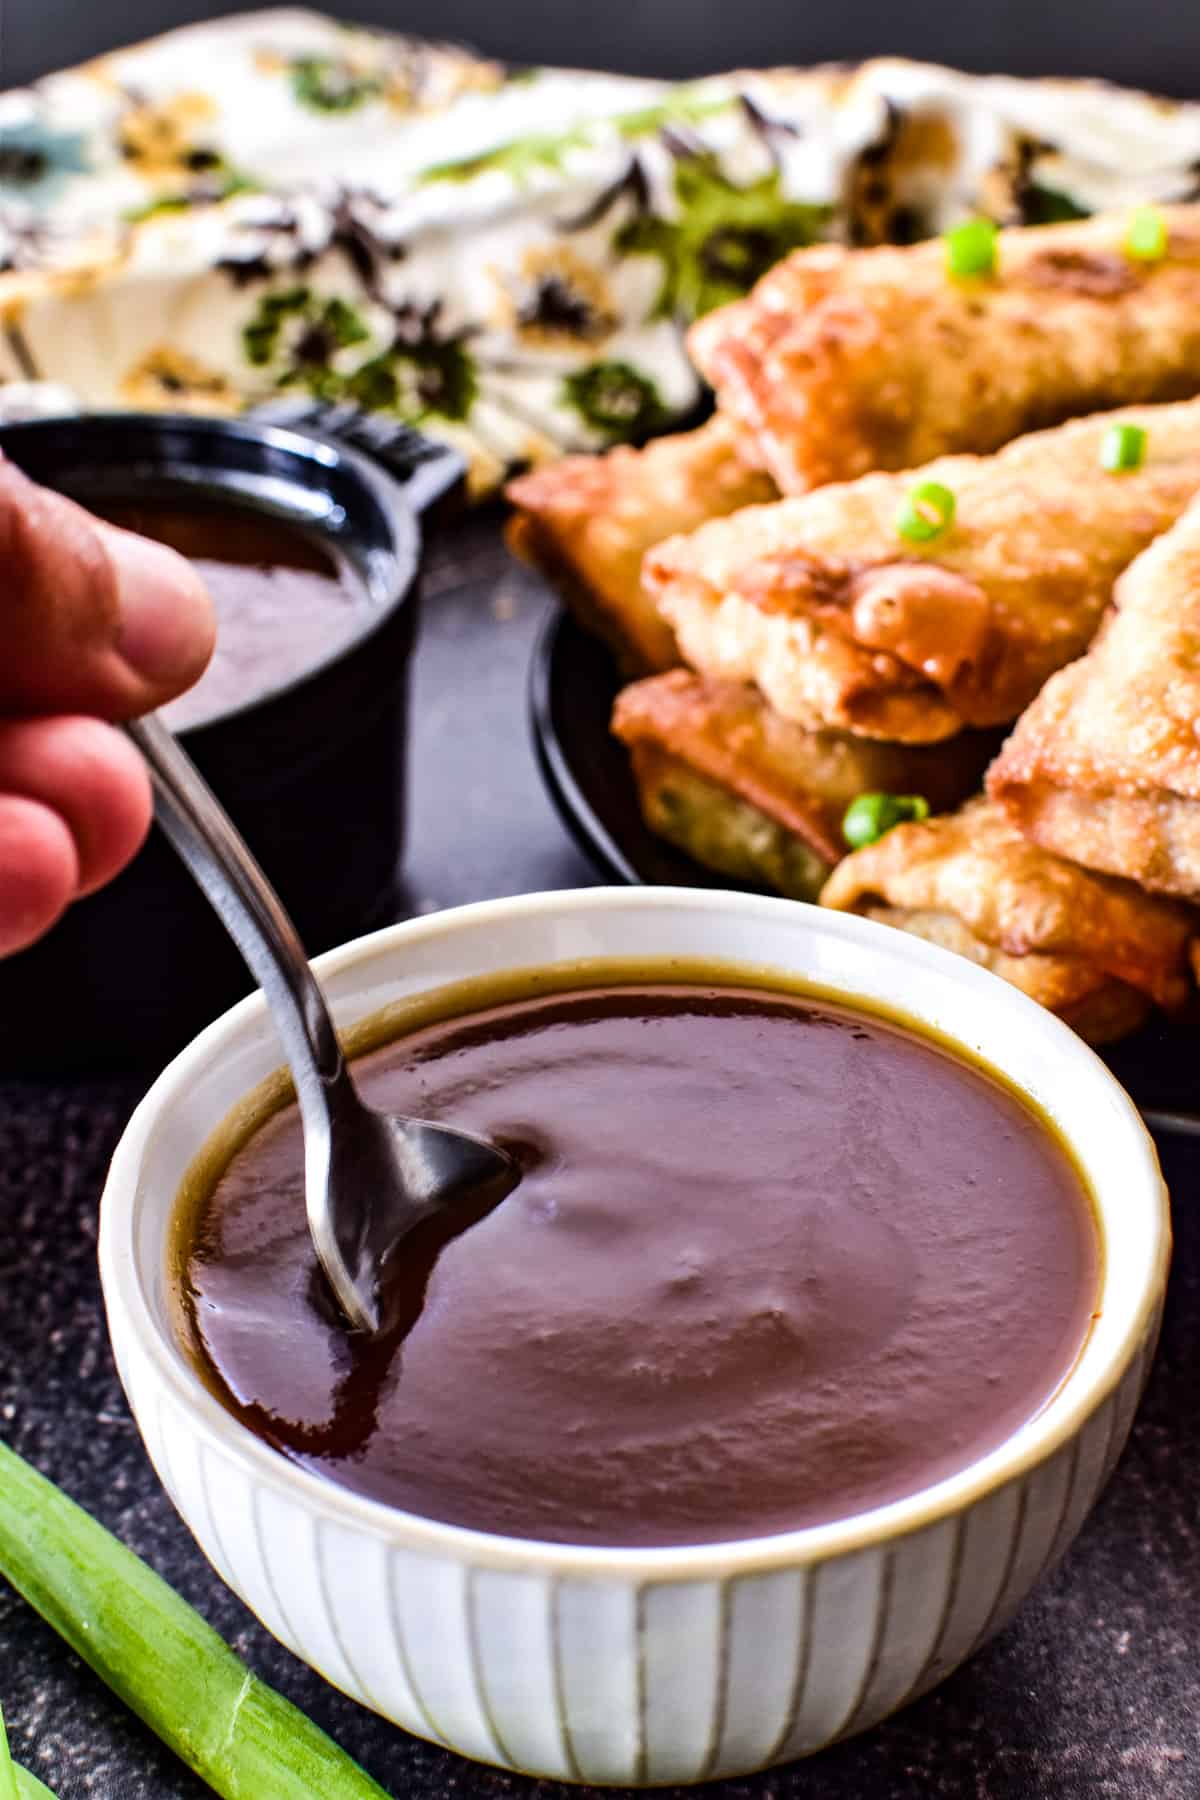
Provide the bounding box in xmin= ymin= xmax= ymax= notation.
xmin=612 ymin=670 xmax=996 ymax=897
xmin=505 ymin=416 xmax=776 ymax=675
xmin=989 ymin=495 xmax=1200 ymax=901
xmin=820 ymin=798 xmax=1196 ymax=1044
xmin=688 ymin=205 xmax=1200 ymax=495
xmin=646 ymin=400 xmax=1200 ymax=743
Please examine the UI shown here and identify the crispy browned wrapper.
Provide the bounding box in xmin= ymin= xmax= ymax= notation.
xmin=819 ymin=797 xmax=1197 ymax=1044
xmin=622 ymin=744 xmax=838 ymax=901
xmin=505 ymin=416 xmax=775 ymax=676
xmin=688 ymin=205 xmax=1200 ymax=495
xmin=613 ymin=670 xmax=996 ymax=866
xmin=989 ymin=496 xmax=1200 ymax=902
xmin=646 ymin=400 xmax=1200 ymax=743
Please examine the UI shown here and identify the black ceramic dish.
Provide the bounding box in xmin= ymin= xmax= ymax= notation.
xmin=530 ymin=605 xmax=1200 ymax=1138
xmin=0 ymin=410 xmax=462 ymax=1074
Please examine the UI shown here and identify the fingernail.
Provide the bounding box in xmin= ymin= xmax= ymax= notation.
xmin=103 ymin=525 xmax=215 ymax=687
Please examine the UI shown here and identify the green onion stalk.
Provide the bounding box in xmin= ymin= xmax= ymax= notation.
xmin=15 ymin=1773 xmax=56 ymax=1798
xmin=14 ymin=1764 xmax=56 ymax=1798
xmin=0 ymin=1697 xmax=16 ymax=1800
xmin=0 ymin=1702 xmax=55 ymax=1799
xmin=0 ymin=1440 xmax=393 ymax=1799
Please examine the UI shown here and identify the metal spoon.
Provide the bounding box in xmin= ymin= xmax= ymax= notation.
xmin=125 ymin=713 xmax=519 ymax=1335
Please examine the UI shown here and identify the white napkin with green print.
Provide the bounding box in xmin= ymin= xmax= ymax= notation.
xmin=2 ymin=9 xmax=1199 ymax=491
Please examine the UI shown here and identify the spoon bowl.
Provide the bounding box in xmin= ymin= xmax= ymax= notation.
xmin=312 ymin=1077 xmax=519 ymax=1332
xmin=125 ymin=713 xmax=518 ymax=1332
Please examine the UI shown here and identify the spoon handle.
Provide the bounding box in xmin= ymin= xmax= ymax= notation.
xmin=124 ymin=714 xmax=344 ymax=1092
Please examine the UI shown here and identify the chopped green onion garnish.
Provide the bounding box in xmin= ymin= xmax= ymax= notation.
xmin=0 ymin=1440 xmax=392 ymax=1800
xmin=843 ymin=792 xmax=930 ymax=850
xmin=895 ymin=480 xmax=956 ymax=543
xmin=1100 ymin=422 xmax=1148 ymax=473
xmin=945 ymin=216 xmax=998 ymax=278
xmin=1125 ymin=205 xmax=1167 ymax=262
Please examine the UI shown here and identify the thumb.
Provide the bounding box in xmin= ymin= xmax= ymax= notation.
xmin=0 ymin=455 xmax=215 ymax=720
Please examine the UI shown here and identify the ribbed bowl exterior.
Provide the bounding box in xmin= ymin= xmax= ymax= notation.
xmin=100 ymin=891 xmax=1170 ymax=1784
xmin=110 ymin=1307 xmax=1159 ymax=1785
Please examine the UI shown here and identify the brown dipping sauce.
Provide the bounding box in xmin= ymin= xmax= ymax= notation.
xmin=179 ymin=970 xmax=1100 ymax=1548
xmin=98 ymin=500 xmax=370 ymax=731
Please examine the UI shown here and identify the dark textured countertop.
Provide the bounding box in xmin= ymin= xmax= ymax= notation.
xmin=1 ymin=512 xmax=1198 ymax=1800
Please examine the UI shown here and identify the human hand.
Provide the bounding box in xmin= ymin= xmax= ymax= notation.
xmin=0 ymin=454 xmax=215 ymax=956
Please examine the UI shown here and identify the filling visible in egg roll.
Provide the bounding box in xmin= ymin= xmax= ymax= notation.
xmin=688 ymin=205 xmax=1200 ymax=495
xmin=505 ymin=416 xmax=775 ymax=675
xmin=646 ymin=400 xmax=1200 ymax=743
xmin=989 ymin=495 xmax=1200 ymax=901
xmin=611 ymin=670 xmax=997 ymax=899
xmin=819 ymin=797 xmax=1196 ymax=1044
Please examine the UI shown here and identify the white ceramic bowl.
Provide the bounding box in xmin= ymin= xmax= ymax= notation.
xmin=99 ymin=889 xmax=1169 ymax=1785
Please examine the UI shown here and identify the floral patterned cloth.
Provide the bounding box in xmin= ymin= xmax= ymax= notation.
xmin=3 ymin=9 xmax=1200 ymax=492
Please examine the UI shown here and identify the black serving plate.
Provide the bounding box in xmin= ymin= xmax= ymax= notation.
xmin=531 ymin=605 xmax=1200 ymax=1138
